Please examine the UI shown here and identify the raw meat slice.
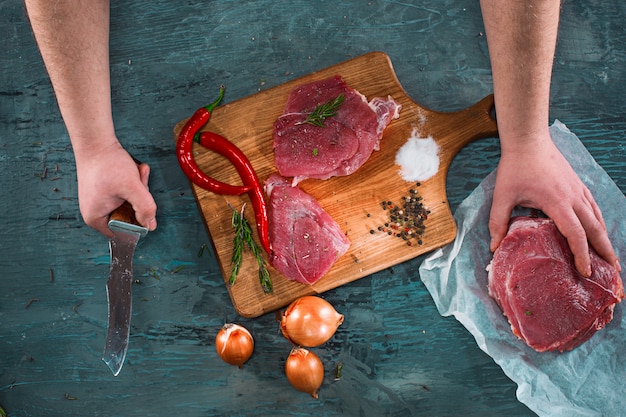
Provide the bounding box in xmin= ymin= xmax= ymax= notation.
xmin=265 ymin=174 xmax=350 ymax=285
xmin=487 ymin=216 xmax=623 ymax=352
xmin=273 ymin=75 xmax=401 ymax=185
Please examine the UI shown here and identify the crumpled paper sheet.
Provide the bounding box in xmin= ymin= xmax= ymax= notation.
xmin=419 ymin=120 xmax=625 ymax=417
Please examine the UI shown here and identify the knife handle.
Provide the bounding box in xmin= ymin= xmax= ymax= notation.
xmin=110 ymin=201 xmax=140 ymax=226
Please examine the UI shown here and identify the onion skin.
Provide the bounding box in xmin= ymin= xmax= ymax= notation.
xmin=215 ymin=323 xmax=254 ymax=368
xmin=281 ymin=296 xmax=344 ymax=347
xmin=285 ymin=347 xmax=324 ymax=399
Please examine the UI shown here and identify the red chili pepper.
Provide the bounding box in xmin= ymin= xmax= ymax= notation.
xmin=176 ymin=86 xmax=250 ymax=195
xmin=197 ymin=131 xmax=270 ymax=255
xmin=176 ymin=87 xmax=271 ymax=255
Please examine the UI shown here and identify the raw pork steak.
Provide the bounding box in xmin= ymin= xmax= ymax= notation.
xmin=487 ymin=216 xmax=623 ymax=352
xmin=273 ymin=75 xmax=401 ymax=185
xmin=265 ymin=174 xmax=350 ymax=285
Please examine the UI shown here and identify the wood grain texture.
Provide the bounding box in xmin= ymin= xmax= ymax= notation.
xmin=173 ymin=52 xmax=497 ymax=317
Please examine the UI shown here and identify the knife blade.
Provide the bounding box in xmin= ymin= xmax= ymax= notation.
xmin=102 ymin=201 xmax=148 ymax=376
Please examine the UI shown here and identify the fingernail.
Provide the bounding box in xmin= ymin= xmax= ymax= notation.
xmin=615 ymin=259 xmax=622 ymax=273
xmin=148 ymin=218 xmax=157 ymax=231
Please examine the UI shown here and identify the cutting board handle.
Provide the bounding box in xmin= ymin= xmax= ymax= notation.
xmin=417 ymin=93 xmax=497 ymax=175
xmin=441 ymin=94 xmax=498 ymax=157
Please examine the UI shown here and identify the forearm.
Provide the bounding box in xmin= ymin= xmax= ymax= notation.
xmin=26 ymin=0 xmax=158 ymax=235
xmin=481 ymin=0 xmax=619 ymax=274
xmin=25 ymin=0 xmax=117 ymax=157
xmin=480 ymin=0 xmax=561 ymax=152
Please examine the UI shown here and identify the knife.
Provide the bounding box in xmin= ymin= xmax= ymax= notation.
xmin=102 ymin=201 xmax=148 ymax=376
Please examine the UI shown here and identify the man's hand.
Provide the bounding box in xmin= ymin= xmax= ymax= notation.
xmin=74 ymin=142 xmax=157 ymax=237
xmin=489 ymin=129 xmax=619 ymax=277
xmin=26 ymin=0 xmax=158 ymax=237
xmin=480 ymin=0 xmax=620 ymax=276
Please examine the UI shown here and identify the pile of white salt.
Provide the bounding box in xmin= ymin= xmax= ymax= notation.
xmin=395 ymin=128 xmax=440 ymax=182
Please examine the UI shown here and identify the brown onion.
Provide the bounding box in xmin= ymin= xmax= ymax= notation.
xmin=215 ymin=323 xmax=254 ymax=368
xmin=281 ymin=295 xmax=344 ymax=347
xmin=285 ymin=347 xmax=324 ymax=399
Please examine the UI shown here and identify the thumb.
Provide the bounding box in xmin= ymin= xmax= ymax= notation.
xmin=488 ymin=193 xmax=514 ymax=252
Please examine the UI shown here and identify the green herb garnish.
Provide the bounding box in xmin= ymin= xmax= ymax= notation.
xmin=230 ymin=204 xmax=272 ymax=294
xmin=303 ymin=94 xmax=345 ymax=127
xmin=333 ymin=362 xmax=344 ymax=380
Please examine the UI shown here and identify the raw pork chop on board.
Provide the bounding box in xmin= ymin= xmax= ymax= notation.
xmin=273 ymin=75 xmax=400 ymax=185
xmin=265 ymin=174 xmax=350 ymax=285
xmin=487 ymin=216 xmax=623 ymax=352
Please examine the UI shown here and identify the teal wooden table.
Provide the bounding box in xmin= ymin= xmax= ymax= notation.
xmin=1 ymin=1 xmax=624 ymax=416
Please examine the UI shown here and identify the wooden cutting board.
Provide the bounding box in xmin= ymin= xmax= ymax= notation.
xmin=173 ymin=51 xmax=497 ymax=318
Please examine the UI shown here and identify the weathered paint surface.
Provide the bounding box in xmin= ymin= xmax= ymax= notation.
xmin=1 ymin=1 xmax=624 ymax=416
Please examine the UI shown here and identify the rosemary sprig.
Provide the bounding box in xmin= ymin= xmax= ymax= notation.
xmin=230 ymin=204 xmax=272 ymax=294
xmin=303 ymin=94 xmax=345 ymax=127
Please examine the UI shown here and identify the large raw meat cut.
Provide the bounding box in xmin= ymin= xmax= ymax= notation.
xmin=487 ymin=216 xmax=623 ymax=352
xmin=265 ymin=174 xmax=350 ymax=285
xmin=273 ymin=75 xmax=401 ymax=185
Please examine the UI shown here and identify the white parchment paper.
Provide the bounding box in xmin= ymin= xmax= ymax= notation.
xmin=419 ymin=120 xmax=625 ymax=417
